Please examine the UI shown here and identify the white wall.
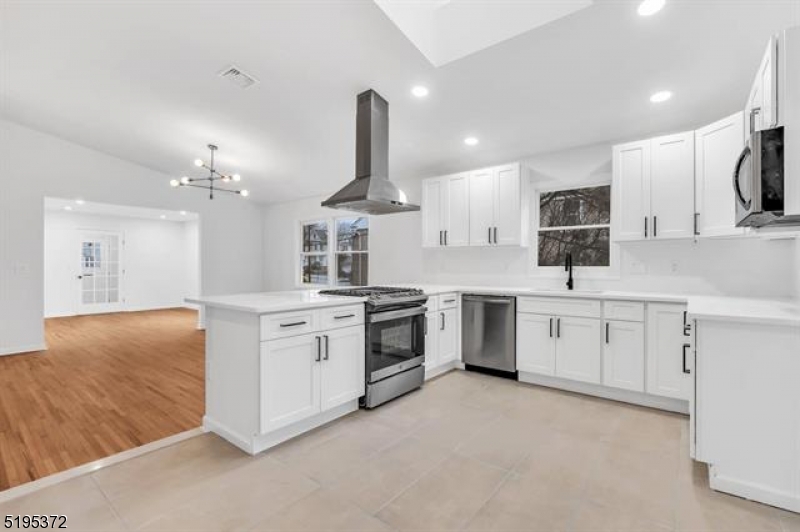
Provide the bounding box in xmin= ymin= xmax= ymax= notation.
xmin=0 ymin=119 xmax=264 ymax=355
xmin=262 ymin=142 xmax=798 ymax=300
xmin=43 ymin=210 xmax=199 ymax=317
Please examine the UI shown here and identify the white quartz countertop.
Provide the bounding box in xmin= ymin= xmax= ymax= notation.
xmin=188 ymin=285 xmax=800 ymax=326
xmin=687 ymin=296 xmax=800 ymax=327
xmin=186 ymin=291 xmax=367 ymax=314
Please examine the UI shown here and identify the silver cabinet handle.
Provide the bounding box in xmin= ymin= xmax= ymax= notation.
xmin=323 ymin=335 xmax=329 ymax=360
xmin=682 ymin=344 xmax=691 ymax=374
xmin=280 ymin=321 xmax=307 ymax=328
xmin=644 ymin=217 xmax=648 ymax=238
xmin=557 ymin=318 xmax=561 ymax=338
xmin=333 ymin=314 xmax=355 ymax=320
xmin=315 ymin=336 xmax=321 ymax=362
xmin=444 ymin=230 xmax=448 ymax=246
xmin=549 ymin=317 xmax=553 ymax=338
xmin=443 ymin=299 xmax=456 ymax=304
xmin=440 ymin=312 xmax=445 ymax=331
xmin=694 ymin=213 xmax=699 ymax=236
xmin=493 ymin=227 xmax=498 ymax=244
xmin=487 ymin=227 xmax=491 ymax=244
xmin=605 ymin=322 xmax=609 ymax=344
xmin=653 ymin=216 xmax=658 ymax=238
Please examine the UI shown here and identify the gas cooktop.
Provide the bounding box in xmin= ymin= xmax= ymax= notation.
xmin=319 ymin=286 xmax=427 ymax=307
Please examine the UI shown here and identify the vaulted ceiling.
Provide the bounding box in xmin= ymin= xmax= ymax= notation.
xmin=2 ymin=0 xmax=798 ymax=203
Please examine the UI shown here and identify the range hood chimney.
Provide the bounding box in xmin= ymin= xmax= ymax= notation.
xmin=321 ymin=90 xmax=419 ymax=215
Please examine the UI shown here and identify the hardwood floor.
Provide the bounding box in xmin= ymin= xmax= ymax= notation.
xmin=0 ymin=308 xmax=204 ymax=491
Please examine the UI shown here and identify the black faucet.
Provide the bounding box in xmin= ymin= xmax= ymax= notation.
xmin=565 ymin=252 xmax=574 ymax=291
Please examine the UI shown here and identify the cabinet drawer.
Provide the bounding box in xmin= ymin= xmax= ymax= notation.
xmin=603 ymin=301 xmax=645 ymax=322
xmin=261 ymin=310 xmax=317 ymax=341
xmin=438 ymin=293 xmax=459 ymax=309
xmin=518 ymin=297 xmax=601 ymax=318
xmin=319 ymin=304 xmax=365 ymax=330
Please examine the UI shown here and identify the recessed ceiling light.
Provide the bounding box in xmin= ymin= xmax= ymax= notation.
xmin=64 ymin=206 xmax=73 ymax=211
xmin=75 ymin=199 xmax=85 ymax=205
xmin=411 ymin=85 xmax=429 ymax=98
xmin=650 ymin=90 xmax=673 ymax=103
xmin=180 ymin=210 xmax=187 ymax=216
xmin=160 ymin=215 xmax=166 ymax=219
xmin=464 ymin=136 xmax=479 ymax=146
xmin=638 ymin=0 xmax=665 ymax=17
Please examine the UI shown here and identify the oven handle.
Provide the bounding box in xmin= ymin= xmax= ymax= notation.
xmin=369 ymin=306 xmax=427 ymax=323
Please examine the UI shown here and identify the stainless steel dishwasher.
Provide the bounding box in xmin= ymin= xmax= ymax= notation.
xmin=462 ymin=295 xmax=516 ymax=374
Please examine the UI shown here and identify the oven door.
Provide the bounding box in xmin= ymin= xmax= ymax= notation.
xmin=366 ymin=306 xmax=426 ymax=383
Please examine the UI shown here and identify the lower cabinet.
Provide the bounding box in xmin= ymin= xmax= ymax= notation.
xmin=555 ymin=317 xmax=602 ymax=384
xmin=260 ymin=325 xmax=364 ymax=433
xmin=424 ymin=311 xmax=439 ymax=369
xmin=438 ymin=308 xmax=458 ymax=365
xmin=602 ymin=320 xmax=645 ymax=392
xmin=516 ymin=313 xmax=601 ymax=384
xmin=646 ymin=303 xmax=691 ymax=400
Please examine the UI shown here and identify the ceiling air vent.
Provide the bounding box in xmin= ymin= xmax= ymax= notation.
xmin=218 ymin=65 xmax=259 ymax=89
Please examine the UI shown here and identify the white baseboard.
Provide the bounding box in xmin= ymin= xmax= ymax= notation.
xmin=0 ymin=343 xmax=48 ymax=357
xmin=518 ymin=371 xmax=690 ymax=414
xmin=425 ymin=360 xmax=461 ymax=380
xmin=0 ymin=427 xmax=203 ymax=504
xmin=709 ymin=466 xmax=800 ymax=513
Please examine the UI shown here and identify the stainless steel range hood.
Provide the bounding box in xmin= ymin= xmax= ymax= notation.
xmin=322 ymin=90 xmax=419 ymax=215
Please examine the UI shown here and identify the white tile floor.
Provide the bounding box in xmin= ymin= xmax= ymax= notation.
xmin=2 ymin=370 xmax=799 ymax=531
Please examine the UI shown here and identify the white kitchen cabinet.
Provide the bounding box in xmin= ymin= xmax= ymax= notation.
xmin=555 ymin=316 xmax=602 ymax=384
xmin=650 ymin=132 xmax=696 ymax=240
xmin=613 ymin=140 xmax=651 ymax=241
xmin=516 ymin=312 xmax=556 ymax=376
xmin=438 ymin=307 xmax=458 ymax=364
xmin=424 ymin=311 xmax=439 ymax=370
xmin=602 ymin=320 xmax=645 ymax=392
xmin=468 ymin=168 xmax=495 ymax=246
xmin=493 ymin=164 xmax=523 ymax=246
xmin=260 ymin=333 xmax=321 ymax=433
xmin=612 ymin=133 xmax=695 ymax=242
xmin=421 ymin=173 xmax=470 ymax=248
xmin=745 ymin=36 xmax=778 ymax=139
xmin=646 ymin=303 xmax=691 ymax=401
xmin=320 ymin=325 xmax=365 ymax=411
xmin=695 ymin=112 xmax=747 ymax=238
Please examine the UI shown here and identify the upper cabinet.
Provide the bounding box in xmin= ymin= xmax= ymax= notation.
xmin=422 ymin=163 xmax=529 ymax=248
xmin=695 ymin=112 xmax=747 ymax=238
xmin=612 ymin=132 xmax=695 ymax=242
xmin=421 ymin=173 xmax=470 ymax=247
xmin=745 ymin=36 xmax=778 ymax=139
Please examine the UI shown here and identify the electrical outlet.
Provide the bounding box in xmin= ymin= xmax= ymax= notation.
xmin=671 ymin=261 xmax=679 ymax=273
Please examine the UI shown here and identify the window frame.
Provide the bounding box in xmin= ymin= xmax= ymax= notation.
xmin=297 ymin=216 xmax=370 ymax=288
xmin=529 ymin=181 xmax=620 ymax=280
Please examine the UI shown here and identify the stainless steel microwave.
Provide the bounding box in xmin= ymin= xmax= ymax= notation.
xmin=733 ymin=126 xmax=785 ymax=227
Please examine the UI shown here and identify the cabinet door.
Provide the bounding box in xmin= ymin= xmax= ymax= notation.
xmin=320 ymin=325 xmax=365 ymax=411
xmin=421 ymin=178 xmax=443 ymax=248
xmin=695 ymin=112 xmax=746 ymax=238
xmin=260 ymin=334 xmax=321 ymax=433
xmin=650 ymin=132 xmax=695 ymax=240
xmin=493 ymin=164 xmax=521 ymax=246
xmin=424 ymin=311 xmax=439 ymax=371
xmin=646 ymin=303 xmax=691 ymax=400
xmin=613 ymin=141 xmax=651 ymax=241
xmin=555 ymin=317 xmax=602 ymax=384
xmin=445 ymin=173 xmax=470 ymax=247
xmin=746 ymin=36 xmax=778 ymax=137
xmin=469 ymin=169 xmax=495 ymax=246
xmin=602 ymin=320 xmax=645 ymax=392
xmin=516 ymin=313 xmax=556 ymax=376
xmin=438 ymin=308 xmax=458 ymax=364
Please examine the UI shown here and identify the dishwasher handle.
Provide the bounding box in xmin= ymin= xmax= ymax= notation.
xmin=462 ymin=295 xmax=514 ymax=304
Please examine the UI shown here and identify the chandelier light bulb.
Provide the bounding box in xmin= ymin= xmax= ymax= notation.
xmin=232 ymin=174 xmax=241 ymax=182
xmin=176 ymin=145 xmax=245 ymax=200
xmin=222 ymin=175 xmax=231 ymax=182
xmin=170 ymin=179 xmax=180 ymax=187
xmin=180 ymin=176 xmax=190 ymax=184
xmin=194 ymin=159 xmax=204 ymax=167
xmin=240 ymin=189 xmax=250 ymax=197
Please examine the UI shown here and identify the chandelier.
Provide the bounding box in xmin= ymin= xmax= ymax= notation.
xmin=170 ymin=144 xmax=249 ymax=200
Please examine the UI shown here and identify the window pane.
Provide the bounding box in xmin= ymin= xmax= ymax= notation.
xmin=302 ymin=222 xmax=328 ymax=252
xmin=336 ymin=253 xmax=369 ymax=286
xmin=540 ymin=185 xmax=611 ymax=228
xmin=538 ymin=228 xmax=610 ymax=267
xmin=336 ymin=217 xmax=369 ymax=251
xmin=301 ymin=255 xmax=328 ymax=284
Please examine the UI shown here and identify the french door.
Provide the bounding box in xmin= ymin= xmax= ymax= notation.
xmin=78 ymin=232 xmax=123 ymax=314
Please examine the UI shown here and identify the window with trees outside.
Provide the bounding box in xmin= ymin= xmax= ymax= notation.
xmin=300 ymin=217 xmax=369 ymax=286
xmin=537 ymin=185 xmax=611 ymax=267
